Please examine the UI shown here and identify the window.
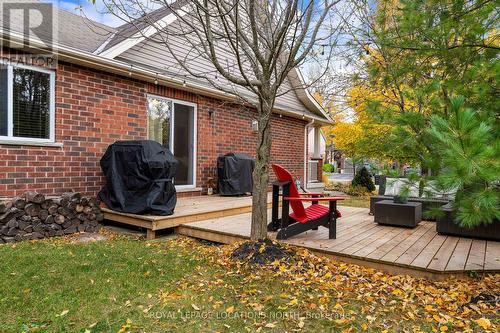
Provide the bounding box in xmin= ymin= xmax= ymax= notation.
xmin=0 ymin=64 xmax=55 ymax=142
xmin=147 ymin=96 xmax=172 ymax=147
xmin=147 ymin=95 xmax=197 ymax=187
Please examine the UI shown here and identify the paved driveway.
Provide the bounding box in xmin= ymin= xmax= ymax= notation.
xmin=328 ymin=173 xmax=353 ymax=182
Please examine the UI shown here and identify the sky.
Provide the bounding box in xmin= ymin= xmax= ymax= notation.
xmin=55 ymin=0 xmax=124 ymax=27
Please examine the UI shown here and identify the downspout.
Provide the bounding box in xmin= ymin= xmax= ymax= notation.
xmin=304 ymin=118 xmax=315 ymax=189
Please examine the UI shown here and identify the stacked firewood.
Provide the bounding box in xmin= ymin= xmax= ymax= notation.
xmin=0 ymin=191 xmax=103 ymax=243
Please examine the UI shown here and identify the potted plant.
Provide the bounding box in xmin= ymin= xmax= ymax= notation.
xmin=393 ymin=186 xmax=409 ymax=204
xmin=436 ymin=203 xmax=499 ymax=241
xmin=388 ymin=172 xmax=419 ymax=204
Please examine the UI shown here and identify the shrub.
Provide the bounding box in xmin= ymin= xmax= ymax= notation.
xmin=352 ymin=167 xmax=375 ymax=193
xmin=322 ymin=163 xmax=334 ymax=173
xmin=428 ymin=97 xmax=499 ymax=228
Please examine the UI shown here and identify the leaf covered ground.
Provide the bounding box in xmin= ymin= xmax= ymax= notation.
xmin=0 ymin=233 xmax=498 ymax=333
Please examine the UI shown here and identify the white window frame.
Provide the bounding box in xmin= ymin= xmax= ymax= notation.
xmin=0 ymin=63 xmax=56 ymax=144
xmin=147 ymin=94 xmax=197 ymax=189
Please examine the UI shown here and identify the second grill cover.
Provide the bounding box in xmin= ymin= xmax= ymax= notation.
xmin=217 ymin=153 xmax=255 ymax=195
xmin=99 ymin=140 xmax=178 ymax=215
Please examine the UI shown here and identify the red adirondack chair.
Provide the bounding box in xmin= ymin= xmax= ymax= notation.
xmin=269 ymin=164 xmax=344 ymax=240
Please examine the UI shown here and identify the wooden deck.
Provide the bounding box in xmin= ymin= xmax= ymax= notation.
xmin=102 ymin=195 xmax=271 ymax=239
xmin=177 ymin=206 xmax=500 ymax=279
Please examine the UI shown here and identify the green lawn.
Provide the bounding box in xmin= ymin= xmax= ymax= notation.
xmin=337 ymin=196 xmax=370 ymax=209
xmin=0 ymin=235 xmax=497 ymax=333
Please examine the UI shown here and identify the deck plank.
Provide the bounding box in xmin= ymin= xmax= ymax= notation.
xmin=445 ymin=238 xmax=472 ymax=271
xmin=427 ymin=236 xmax=459 ymax=271
xmin=465 ymin=240 xmax=486 ymax=271
xmin=395 ymin=225 xmax=437 ymax=265
xmin=411 ymin=233 xmax=447 ymax=269
xmin=380 ymin=223 xmax=434 ymax=263
xmin=366 ymin=225 xmax=428 ymax=260
xmin=287 ymin=220 xmax=375 ymax=251
xmin=343 ymin=225 xmax=401 ymax=256
xmin=310 ymin=216 xmax=376 ymax=248
xmin=325 ymin=223 xmax=383 ymax=253
xmin=353 ymin=226 xmax=407 ymax=258
xmin=484 ymin=241 xmax=500 ymax=271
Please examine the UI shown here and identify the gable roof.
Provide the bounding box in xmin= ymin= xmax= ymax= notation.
xmin=1 ymin=3 xmax=115 ymax=53
xmin=99 ymin=0 xmax=188 ymax=56
xmin=0 ymin=2 xmax=331 ymax=124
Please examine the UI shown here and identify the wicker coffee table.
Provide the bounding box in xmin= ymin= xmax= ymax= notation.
xmin=374 ymin=200 xmax=422 ymax=228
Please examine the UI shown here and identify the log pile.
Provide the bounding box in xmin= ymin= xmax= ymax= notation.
xmin=0 ymin=191 xmax=103 ymax=243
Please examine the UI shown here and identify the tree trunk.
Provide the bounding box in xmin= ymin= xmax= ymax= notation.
xmin=250 ymin=98 xmax=273 ymax=240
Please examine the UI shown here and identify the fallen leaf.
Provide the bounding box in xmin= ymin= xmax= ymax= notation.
xmin=474 ymin=318 xmax=491 ymax=329
xmin=57 ymin=309 xmax=69 ymax=317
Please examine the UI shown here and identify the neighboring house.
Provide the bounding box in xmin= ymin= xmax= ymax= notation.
xmin=307 ymin=128 xmax=327 ymax=188
xmin=0 ymin=4 xmax=331 ymax=198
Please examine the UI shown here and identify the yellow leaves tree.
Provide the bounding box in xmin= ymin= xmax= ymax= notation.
xmin=325 ymin=120 xmax=362 ymax=156
xmin=321 ymin=83 xmax=396 ymax=161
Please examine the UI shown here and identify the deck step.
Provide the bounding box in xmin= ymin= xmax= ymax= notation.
xmin=102 ymin=194 xmax=272 ymax=239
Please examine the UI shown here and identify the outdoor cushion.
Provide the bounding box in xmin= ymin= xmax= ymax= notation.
xmin=384 ymin=177 xmax=419 ymax=197
xmin=423 ymin=181 xmax=457 ymax=200
xmin=383 ymin=178 xmax=416 ymax=197
xmin=407 ymin=185 xmax=420 ymax=198
xmin=383 ymin=178 xmax=401 ymax=196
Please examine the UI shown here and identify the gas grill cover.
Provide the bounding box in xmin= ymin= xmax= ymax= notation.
xmin=99 ymin=140 xmax=178 ymax=215
xmin=217 ymin=153 xmax=255 ymax=196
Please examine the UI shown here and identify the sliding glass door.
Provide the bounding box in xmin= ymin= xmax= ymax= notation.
xmin=147 ymin=95 xmax=196 ymax=187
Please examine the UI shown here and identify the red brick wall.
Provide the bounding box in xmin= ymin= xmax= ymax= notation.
xmin=149 ymin=84 xmax=306 ymax=193
xmin=0 ymin=59 xmax=306 ymax=198
xmin=0 ymin=61 xmax=147 ymax=197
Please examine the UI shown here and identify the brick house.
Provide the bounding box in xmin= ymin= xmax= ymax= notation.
xmin=0 ymin=4 xmax=330 ymax=199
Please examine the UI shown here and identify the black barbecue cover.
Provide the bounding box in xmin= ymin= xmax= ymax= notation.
xmin=217 ymin=153 xmax=255 ymax=196
xmin=99 ymin=140 xmax=178 ymax=215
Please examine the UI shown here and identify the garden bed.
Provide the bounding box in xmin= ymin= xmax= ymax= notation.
xmin=437 ymin=205 xmax=500 ymax=241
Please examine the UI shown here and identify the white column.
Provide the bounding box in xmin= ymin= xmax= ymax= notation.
xmin=313 ymin=126 xmax=321 ymax=158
